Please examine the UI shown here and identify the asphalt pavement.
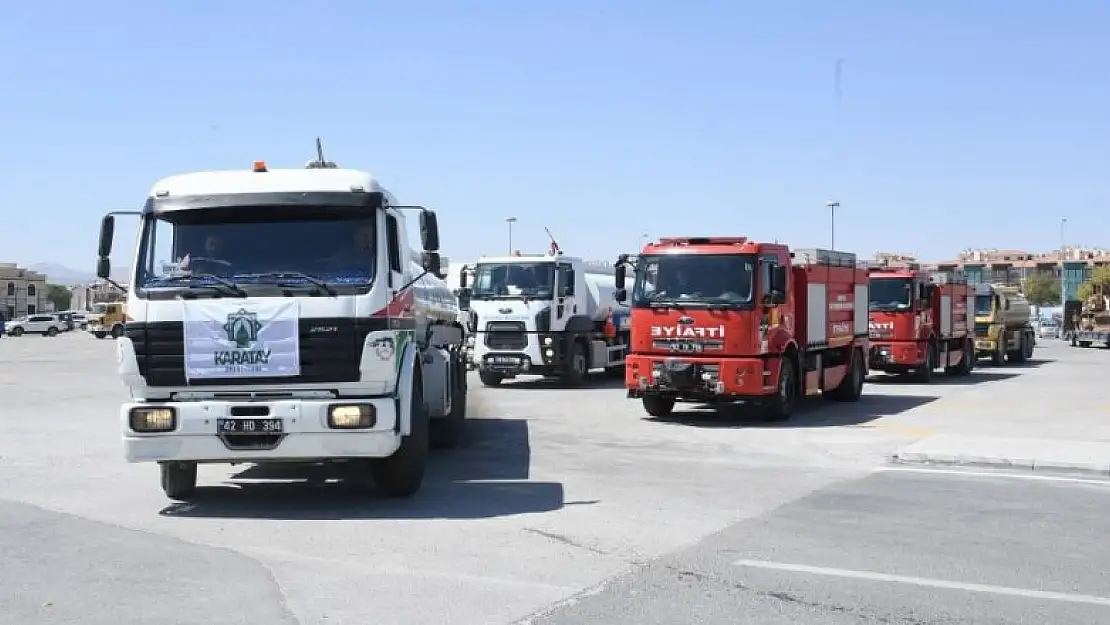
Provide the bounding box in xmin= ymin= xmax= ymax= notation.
xmin=1 ymin=332 xmax=1107 ymax=624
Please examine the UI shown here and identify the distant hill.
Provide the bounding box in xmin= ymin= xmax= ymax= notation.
xmin=28 ymin=262 xmax=129 ymax=285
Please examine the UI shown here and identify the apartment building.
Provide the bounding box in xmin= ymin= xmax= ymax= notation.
xmin=934 ymin=247 xmax=1110 ymax=300
xmin=0 ymin=262 xmax=49 ymax=318
xmin=68 ymin=281 xmax=128 ymax=311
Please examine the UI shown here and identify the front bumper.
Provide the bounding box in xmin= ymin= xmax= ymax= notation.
xmin=121 ymin=397 xmax=400 ymax=463
xmin=624 ymin=355 xmax=771 ymax=398
xmin=868 ymin=341 xmax=925 ymax=370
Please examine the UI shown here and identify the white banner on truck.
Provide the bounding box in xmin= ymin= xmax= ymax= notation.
xmin=183 ymin=299 xmax=301 ymax=380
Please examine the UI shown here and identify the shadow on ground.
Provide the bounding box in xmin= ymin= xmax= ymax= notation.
xmin=159 ymin=417 xmax=568 ymax=521
xmin=495 ymin=373 xmax=626 ymax=391
xmin=867 ymin=370 xmax=1020 ymax=386
xmin=644 ymin=393 xmax=937 ymax=430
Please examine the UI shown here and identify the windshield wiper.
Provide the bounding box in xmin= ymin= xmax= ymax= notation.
xmin=157 ymin=274 xmax=246 ymax=297
xmin=244 ymin=272 xmax=337 ymax=296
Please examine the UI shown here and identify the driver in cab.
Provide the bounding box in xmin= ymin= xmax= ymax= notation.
xmin=322 ymin=223 xmax=376 ymax=272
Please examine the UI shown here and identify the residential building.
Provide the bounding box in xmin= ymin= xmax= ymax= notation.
xmin=0 ymin=262 xmax=49 ymax=318
xmin=933 ymin=247 xmax=1110 ymax=300
xmin=68 ymin=281 xmax=128 ymax=311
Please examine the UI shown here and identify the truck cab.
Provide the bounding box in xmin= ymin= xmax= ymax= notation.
xmin=461 ymin=251 xmax=629 ymax=386
xmin=97 ymin=155 xmax=468 ymax=501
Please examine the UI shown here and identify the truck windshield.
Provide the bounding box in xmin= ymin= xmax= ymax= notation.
xmin=869 ymin=277 xmax=913 ymax=311
xmin=90 ymin=303 xmax=107 ymax=315
xmin=135 ymin=204 xmax=377 ymax=292
xmin=975 ymin=295 xmax=992 ymax=315
xmin=632 ymin=254 xmax=755 ymax=307
xmin=470 ymin=262 xmax=554 ymax=299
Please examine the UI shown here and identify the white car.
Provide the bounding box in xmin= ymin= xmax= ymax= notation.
xmin=1039 ymin=323 xmax=1060 ymax=339
xmin=5 ymin=314 xmax=67 ymax=337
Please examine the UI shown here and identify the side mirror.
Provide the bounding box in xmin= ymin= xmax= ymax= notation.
xmin=459 ymin=265 xmax=469 ymax=289
xmin=96 ymin=257 xmax=112 ymax=280
xmin=419 ymin=210 xmax=440 ymax=251
xmin=771 ymin=266 xmax=787 ymax=292
xmin=770 ymin=290 xmax=786 ymax=305
xmin=98 ymin=215 xmax=115 ymax=258
xmin=421 ymin=251 xmax=442 ymax=277
xmin=918 ymin=284 xmax=929 ymax=300
xmin=456 ymin=288 xmax=471 ymax=311
xmin=615 ymin=288 xmax=627 ymax=303
xmin=615 ymin=264 xmax=626 ymax=290
xmin=564 ymin=270 xmax=575 ymax=296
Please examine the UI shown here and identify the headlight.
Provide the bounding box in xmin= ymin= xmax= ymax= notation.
xmin=327 ymin=404 xmax=376 ymax=429
xmin=129 ymin=407 xmax=176 ymax=433
xmin=543 ymin=336 xmax=553 ymax=346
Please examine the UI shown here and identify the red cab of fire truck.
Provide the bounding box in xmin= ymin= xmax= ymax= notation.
xmin=867 ymin=267 xmax=975 ymax=381
xmin=614 ymin=239 xmax=869 ymax=421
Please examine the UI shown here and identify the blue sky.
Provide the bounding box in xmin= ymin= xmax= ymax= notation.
xmin=1 ymin=1 xmax=1107 ymax=273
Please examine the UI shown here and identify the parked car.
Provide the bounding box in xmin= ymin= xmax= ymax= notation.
xmin=1038 ymin=322 xmax=1061 ymax=339
xmin=4 ymin=314 xmax=67 ymax=337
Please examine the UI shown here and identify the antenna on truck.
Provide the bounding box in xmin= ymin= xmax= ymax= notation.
xmin=306 ymin=137 xmax=338 ymax=169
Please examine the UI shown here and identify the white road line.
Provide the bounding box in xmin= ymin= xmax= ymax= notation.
xmin=733 ymin=560 xmax=1110 ymax=607
xmin=879 ymin=465 xmax=1110 ymax=486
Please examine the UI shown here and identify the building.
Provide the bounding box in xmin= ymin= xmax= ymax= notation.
xmin=0 ymin=262 xmax=49 ymax=318
xmin=68 ymin=281 xmax=128 ymax=311
xmin=933 ymin=247 xmax=1110 ymax=300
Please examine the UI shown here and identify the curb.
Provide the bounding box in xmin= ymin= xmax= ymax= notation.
xmin=890 ymin=452 xmax=1110 ymax=479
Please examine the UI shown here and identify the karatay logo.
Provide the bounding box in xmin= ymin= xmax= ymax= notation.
xmin=224 ymin=308 xmax=262 ymax=348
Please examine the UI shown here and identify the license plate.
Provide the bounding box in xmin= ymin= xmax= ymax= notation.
xmin=216 ymin=418 xmax=284 ymax=434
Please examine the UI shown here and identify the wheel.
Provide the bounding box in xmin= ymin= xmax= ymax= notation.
xmin=80 ymin=323 xmax=88 ymax=331
xmin=46 ymin=327 xmax=58 ymax=337
xmin=111 ymin=324 xmax=124 ymax=339
xmin=10 ymin=327 xmax=23 ymax=337
xmin=828 ymin=350 xmax=864 ymax=402
xmin=1023 ymin=333 xmax=1035 ymax=360
xmin=642 ymin=394 xmax=675 ymax=417
xmin=478 ymin=370 xmax=503 ymax=387
xmin=1008 ymin=333 xmax=1027 ymax=363
xmin=431 ymin=357 xmax=468 ymax=449
xmin=764 ymin=357 xmax=795 ymax=422
xmin=93 ymin=331 xmax=107 ymax=339
xmin=562 ymin=341 xmax=589 ymax=386
xmin=159 ymin=462 xmax=198 ymax=500
xmin=914 ymin=344 xmax=934 ymax=382
xmin=990 ymin=333 xmax=1006 ymax=365
xmin=371 ymin=369 xmax=429 ymax=497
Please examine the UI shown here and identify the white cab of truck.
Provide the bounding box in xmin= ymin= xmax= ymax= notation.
xmin=460 ymin=251 xmax=631 ymax=387
xmin=96 ymin=156 xmax=468 ymax=500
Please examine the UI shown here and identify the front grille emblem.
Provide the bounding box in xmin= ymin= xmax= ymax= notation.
xmin=677 ymin=316 xmax=694 ymax=325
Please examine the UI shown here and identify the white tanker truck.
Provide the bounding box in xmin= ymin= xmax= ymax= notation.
xmin=95 ymin=152 xmax=469 ymax=501
xmin=459 ymin=249 xmax=631 ymax=386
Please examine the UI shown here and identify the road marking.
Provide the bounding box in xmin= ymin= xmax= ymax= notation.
xmin=879 ymin=466 xmax=1110 ymax=486
xmin=732 ymin=559 xmax=1110 ymax=606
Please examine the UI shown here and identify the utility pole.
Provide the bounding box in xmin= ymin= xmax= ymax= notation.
xmin=1060 ymin=217 xmax=1067 ymax=306
xmin=825 ymin=201 xmax=840 ymax=250
xmin=505 ymin=217 xmax=517 ymax=255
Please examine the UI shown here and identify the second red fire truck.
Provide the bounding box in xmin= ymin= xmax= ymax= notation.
xmin=867 ymin=265 xmax=974 ymax=381
xmin=615 ymin=238 xmax=869 ymax=421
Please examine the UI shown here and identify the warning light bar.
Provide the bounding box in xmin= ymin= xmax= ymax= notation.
xmin=252 ymin=160 xmax=268 ymax=172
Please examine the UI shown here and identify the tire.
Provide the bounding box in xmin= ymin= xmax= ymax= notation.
xmin=93 ymin=331 xmax=107 ymax=339
xmin=160 ymin=462 xmax=198 ymax=500
xmin=11 ymin=327 xmax=23 ymax=337
xmin=764 ymin=357 xmax=795 ymax=422
xmin=46 ymin=327 xmax=58 ymax=337
xmin=431 ymin=357 xmax=468 ymax=450
xmin=111 ymin=324 xmax=124 ymax=339
xmin=1008 ymin=333 xmax=1027 ymax=363
xmin=829 ymin=350 xmax=864 ymax=402
xmin=1024 ymin=333 xmax=1035 ymax=360
xmin=990 ymin=332 xmax=1006 ymax=365
xmin=478 ymin=370 xmax=503 ymax=387
xmin=642 ymin=394 xmax=675 ymax=417
xmin=563 ymin=341 xmax=589 ymax=386
xmin=372 ymin=369 xmax=429 ymax=497
xmin=914 ymin=343 xmax=934 ymax=382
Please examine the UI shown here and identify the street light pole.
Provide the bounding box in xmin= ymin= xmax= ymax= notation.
xmin=825 ymin=201 xmax=840 ymax=250
xmin=505 ymin=217 xmax=518 ymax=255
xmin=1060 ymin=217 xmax=1067 ymax=306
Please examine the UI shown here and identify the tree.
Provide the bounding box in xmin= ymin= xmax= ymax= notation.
xmin=1023 ymin=272 xmax=1061 ymax=307
xmin=45 ymin=284 xmax=72 ymax=311
xmin=1077 ymin=266 xmax=1110 ymax=301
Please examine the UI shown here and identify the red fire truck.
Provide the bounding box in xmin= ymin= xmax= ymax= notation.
xmin=867 ymin=267 xmax=974 ymax=381
xmin=615 ymin=239 xmax=869 ymax=421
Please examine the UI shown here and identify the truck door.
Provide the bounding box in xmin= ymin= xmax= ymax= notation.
xmin=555 ymin=263 xmax=576 ymax=327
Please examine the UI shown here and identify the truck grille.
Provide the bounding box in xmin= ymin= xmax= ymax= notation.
xmin=124 ymin=317 xmax=385 ymax=387
xmin=484 ymin=321 xmax=527 ymax=350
